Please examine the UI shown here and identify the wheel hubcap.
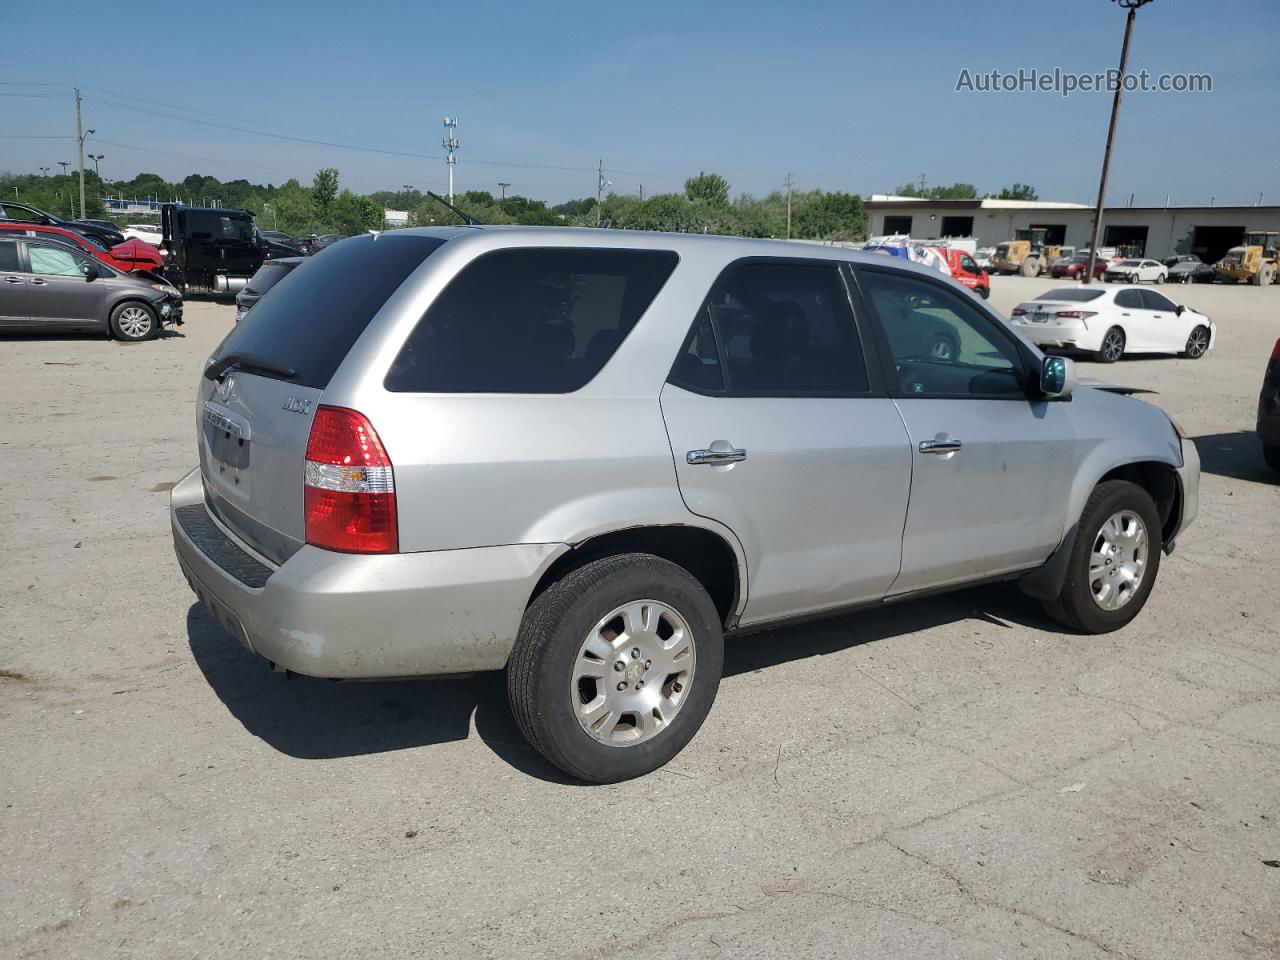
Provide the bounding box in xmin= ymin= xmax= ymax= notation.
xmin=1103 ymin=333 xmax=1123 ymax=360
xmin=930 ymin=340 xmax=953 ymax=361
xmin=1089 ymin=510 xmax=1148 ymax=611
xmin=1188 ymin=331 xmax=1207 ymax=356
xmin=119 ymin=307 xmax=151 ymax=338
xmin=571 ymin=600 xmax=695 ymax=747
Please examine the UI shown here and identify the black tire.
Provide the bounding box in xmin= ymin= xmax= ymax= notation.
xmin=976 ymin=284 xmax=990 ymax=300
xmin=109 ymin=301 xmax=158 ymax=341
xmin=1097 ymin=326 xmax=1125 ymax=363
xmin=1182 ymin=325 xmax=1211 ymax=359
xmin=1264 ymin=444 xmax=1280 ymax=474
xmin=1154 ymin=273 xmax=1164 ymax=285
xmin=1042 ymin=480 xmax=1163 ymax=634
xmin=507 ymin=554 xmax=724 ymax=783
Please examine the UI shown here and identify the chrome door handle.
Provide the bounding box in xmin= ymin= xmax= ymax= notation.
xmin=919 ymin=438 xmax=963 ymax=455
xmin=2 ymin=277 xmax=24 ymax=284
xmin=29 ymin=278 xmax=48 ymax=286
xmin=1120 ymin=312 xmax=1130 ymax=316
xmin=687 ymin=447 xmax=747 ymax=465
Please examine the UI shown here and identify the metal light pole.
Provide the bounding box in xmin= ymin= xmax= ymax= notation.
xmin=39 ymin=166 xmax=50 ymax=177
xmin=498 ymin=181 xmax=510 ymax=201
xmin=1082 ymin=0 xmax=1154 ymax=284
xmin=58 ymin=161 xmax=70 ymax=176
xmin=89 ymin=153 xmax=104 ymax=177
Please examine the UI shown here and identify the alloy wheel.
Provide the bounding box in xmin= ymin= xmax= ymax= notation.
xmin=1089 ymin=510 xmax=1148 ymax=611
xmin=1186 ymin=327 xmax=1210 ymax=358
xmin=117 ymin=306 xmax=153 ymax=339
xmin=1102 ymin=330 xmax=1125 ymax=362
xmin=571 ymin=600 xmax=695 ymax=747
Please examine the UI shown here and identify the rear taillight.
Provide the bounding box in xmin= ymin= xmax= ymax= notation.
xmin=304 ymin=405 xmax=398 ymax=554
xmin=1054 ymin=311 xmax=1098 ymax=319
xmin=1011 ymin=308 xmax=1027 ymax=317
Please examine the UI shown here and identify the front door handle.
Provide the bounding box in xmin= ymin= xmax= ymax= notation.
xmin=29 ymin=278 xmax=48 ymax=286
xmin=919 ymin=438 xmax=963 ymax=455
xmin=2 ymin=276 xmax=23 ymax=284
xmin=687 ymin=447 xmax=747 ymax=465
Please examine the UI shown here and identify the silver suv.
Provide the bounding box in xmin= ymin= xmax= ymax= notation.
xmin=171 ymin=228 xmax=1199 ymax=782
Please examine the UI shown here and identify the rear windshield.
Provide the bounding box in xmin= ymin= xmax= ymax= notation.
xmin=244 ymin=260 xmax=296 ymax=295
xmin=212 ymin=234 xmax=445 ymax=389
xmin=385 ymin=247 xmax=679 ymax=393
xmin=1034 ymin=288 xmax=1104 ymax=302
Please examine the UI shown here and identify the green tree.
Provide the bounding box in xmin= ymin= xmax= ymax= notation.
xmin=312 ymin=168 xmax=339 ymax=218
xmin=996 ymin=183 xmax=1039 ymax=201
xmin=894 ymin=181 xmax=979 ymax=200
xmin=684 ymin=171 xmax=730 ymax=206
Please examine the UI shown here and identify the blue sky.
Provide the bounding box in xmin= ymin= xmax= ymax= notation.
xmin=3 ymin=0 xmax=1276 ymax=205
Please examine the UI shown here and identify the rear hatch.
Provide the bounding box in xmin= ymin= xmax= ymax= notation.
xmin=198 ymin=233 xmax=445 ymax=564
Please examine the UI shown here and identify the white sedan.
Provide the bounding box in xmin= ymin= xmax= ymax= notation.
xmin=1010 ymin=286 xmax=1215 ymax=363
xmin=1102 ymin=258 xmax=1168 ymax=284
xmin=122 ymin=223 xmax=163 ymax=245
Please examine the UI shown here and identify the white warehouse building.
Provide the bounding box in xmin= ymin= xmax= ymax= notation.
xmin=864 ymin=195 xmax=1280 ymax=263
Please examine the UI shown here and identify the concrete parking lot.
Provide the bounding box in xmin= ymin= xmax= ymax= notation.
xmin=2 ymin=275 xmax=1278 ymax=959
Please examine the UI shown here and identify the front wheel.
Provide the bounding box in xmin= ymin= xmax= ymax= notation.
xmin=1154 ymin=273 xmax=1165 ymax=284
xmin=1264 ymin=444 xmax=1280 ymax=474
xmin=1042 ymin=480 xmax=1163 ymax=634
xmin=109 ymin=302 xmax=158 ymax=341
xmin=1183 ymin=325 xmax=1211 ymax=359
xmin=1097 ymin=326 xmax=1126 ymax=363
xmin=975 ymin=284 xmax=990 ymax=300
xmin=507 ymin=554 xmax=724 ymax=783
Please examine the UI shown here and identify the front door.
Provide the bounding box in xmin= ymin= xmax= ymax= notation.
xmin=24 ymin=242 xmax=109 ymax=325
xmin=660 ymin=259 xmax=913 ymax=624
xmin=1140 ymin=289 xmax=1187 ymax=352
xmin=854 ymin=266 xmax=1080 ymax=595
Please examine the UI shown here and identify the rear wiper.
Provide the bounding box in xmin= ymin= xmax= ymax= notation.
xmin=204 ymin=352 xmax=298 ymax=382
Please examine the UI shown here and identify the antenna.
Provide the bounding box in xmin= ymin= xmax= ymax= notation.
xmin=442 ymin=117 xmax=459 ymax=203
xmin=426 ymin=191 xmax=481 ymax=226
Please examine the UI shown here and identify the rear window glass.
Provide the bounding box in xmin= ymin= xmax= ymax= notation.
xmin=0 ymin=241 xmax=18 ymax=271
xmin=1034 ymin=288 xmax=1104 ymax=302
xmin=212 ymin=234 xmax=444 ymax=389
xmin=244 ymin=260 xmax=296 ymax=295
xmin=385 ymin=247 xmax=678 ymax=393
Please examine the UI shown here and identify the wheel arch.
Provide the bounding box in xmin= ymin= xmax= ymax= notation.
xmin=527 ymin=524 xmax=746 ymax=629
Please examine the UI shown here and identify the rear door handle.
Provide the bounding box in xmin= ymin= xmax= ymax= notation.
xmin=919 ymin=438 xmax=963 ymax=455
xmin=687 ymin=447 xmax=747 ymax=465
xmin=2 ymin=277 xmax=23 ymax=284
xmin=29 ymin=278 xmax=48 ymax=286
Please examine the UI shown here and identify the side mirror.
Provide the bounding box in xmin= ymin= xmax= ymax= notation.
xmin=1175 ymin=304 xmax=1185 ymax=316
xmin=1040 ymin=355 xmax=1076 ymax=399
xmin=81 ymin=263 xmax=99 ymax=280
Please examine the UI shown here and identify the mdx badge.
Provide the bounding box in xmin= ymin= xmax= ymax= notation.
xmin=283 ymin=396 xmax=313 ymax=415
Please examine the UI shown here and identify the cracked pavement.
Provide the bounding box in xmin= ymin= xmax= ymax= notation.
xmin=2 ymin=277 xmax=1278 ymax=959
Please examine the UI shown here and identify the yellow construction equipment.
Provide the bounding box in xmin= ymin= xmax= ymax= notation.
xmin=1215 ymin=231 xmax=1279 ymax=285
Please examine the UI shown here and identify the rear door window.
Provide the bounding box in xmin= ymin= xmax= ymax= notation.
xmin=0 ymin=240 xmax=19 ymax=271
xmin=385 ymin=247 xmax=678 ymax=393
xmin=1114 ymin=290 xmax=1144 ymax=309
xmin=211 ymin=233 xmax=445 ymax=389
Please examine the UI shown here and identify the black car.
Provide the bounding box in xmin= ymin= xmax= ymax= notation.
xmin=0 ymin=201 xmax=125 ymax=248
xmin=259 ymin=230 xmax=306 ymax=258
xmin=234 ymin=257 xmax=304 ymax=323
xmin=1260 ymin=338 xmax=1280 ymax=474
xmin=302 ymin=233 xmax=349 ymax=256
xmin=1164 ymin=255 xmax=1216 ymax=284
xmin=0 ymin=235 xmax=182 ymax=341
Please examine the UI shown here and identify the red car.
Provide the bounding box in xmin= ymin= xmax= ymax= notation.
xmin=0 ymin=222 xmax=164 ymax=276
xmin=930 ymin=246 xmax=990 ymax=298
xmin=1050 ymin=256 xmax=1108 ymax=280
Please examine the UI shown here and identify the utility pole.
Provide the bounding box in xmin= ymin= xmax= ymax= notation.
xmin=442 ymin=117 xmax=459 ymax=203
xmin=1083 ymin=0 xmax=1153 ymax=284
xmin=498 ymin=181 xmax=510 ymax=201
xmin=74 ymin=88 xmax=95 ymax=221
xmin=784 ymin=172 xmax=794 ymax=240
xmin=596 ymin=159 xmax=611 ymax=227
xmin=639 ymin=184 xmax=644 ymax=201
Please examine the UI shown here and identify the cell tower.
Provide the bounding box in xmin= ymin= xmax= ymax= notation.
xmin=442 ymin=117 xmax=459 ymax=203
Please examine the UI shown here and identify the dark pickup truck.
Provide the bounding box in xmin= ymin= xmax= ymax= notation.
xmin=160 ymin=204 xmax=267 ymax=296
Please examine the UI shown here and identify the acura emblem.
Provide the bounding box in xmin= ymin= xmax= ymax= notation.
xmin=215 ymin=373 xmax=235 ymax=403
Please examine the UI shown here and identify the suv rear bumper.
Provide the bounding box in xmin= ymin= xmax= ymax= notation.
xmin=170 ymin=467 xmax=562 ymax=678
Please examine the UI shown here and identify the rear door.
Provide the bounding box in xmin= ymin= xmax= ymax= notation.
xmin=199 ymin=233 xmax=445 ymax=564
xmin=1139 ymin=289 xmax=1188 ymax=352
xmin=1112 ymin=288 xmax=1155 ymax=350
xmin=0 ymin=239 xmax=31 ymax=324
xmin=660 ymin=258 xmax=912 ymax=624
xmin=854 ymin=265 xmax=1079 ymax=595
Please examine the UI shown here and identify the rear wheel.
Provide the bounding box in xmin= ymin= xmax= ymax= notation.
xmin=1043 ymin=480 xmax=1162 ymax=634
xmin=507 ymin=554 xmax=724 ymax=783
xmin=975 ymin=284 xmax=990 ymax=299
xmin=1097 ymin=326 xmax=1126 ymax=363
xmin=109 ymin=302 xmax=157 ymax=341
xmin=1183 ymin=325 xmax=1211 ymax=358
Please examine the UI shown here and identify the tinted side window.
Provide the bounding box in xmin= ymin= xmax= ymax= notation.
xmin=386 ymin=248 xmax=678 ymax=393
xmin=213 ymin=234 xmax=445 ymax=389
xmin=860 ymin=269 xmax=1026 ymax=399
xmin=1140 ymin=290 xmax=1177 ymax=312
xmin=702 ymin=261 xmax=868 ymax=396
xmin=668 ymin=311 xmax=725 ymax=393
xmin=0 ymin=241 xmax=19 ymax=271
xmin=1113 ymin=290 xmax=1144 ymax=309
